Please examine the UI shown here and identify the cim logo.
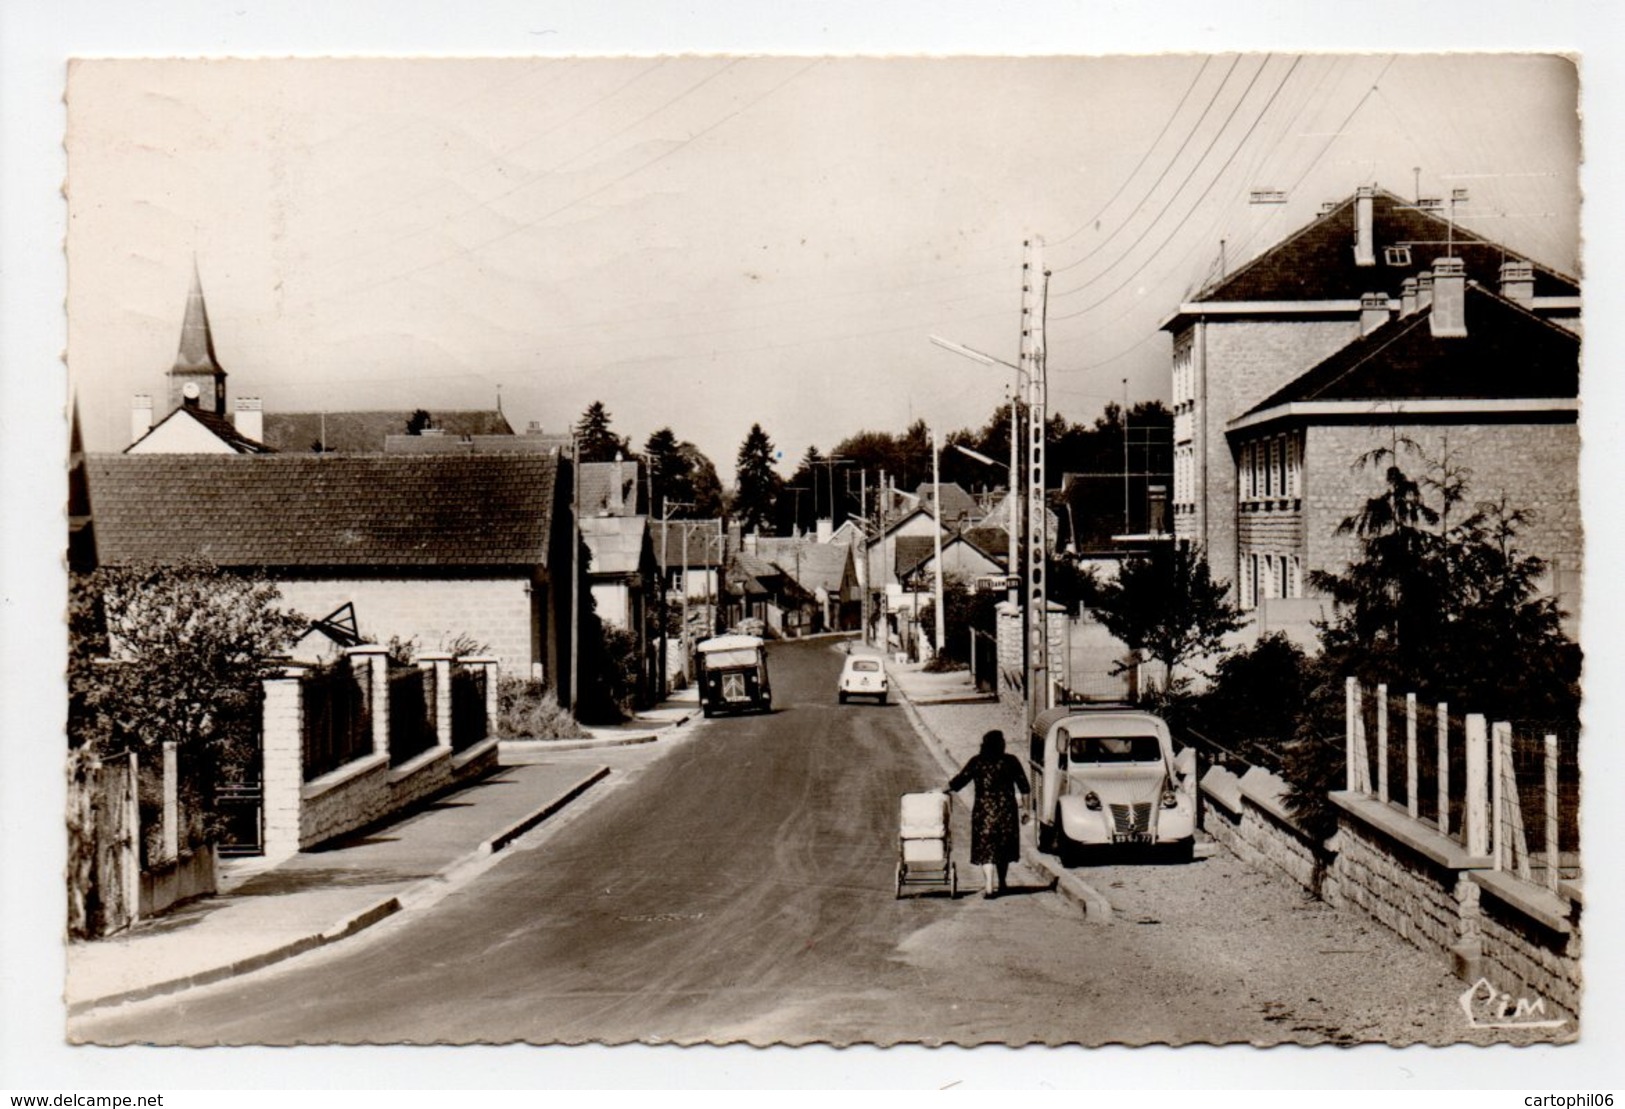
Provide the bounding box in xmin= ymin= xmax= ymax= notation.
xmin=1458 ymin=977 xmax=1567 ymax=1030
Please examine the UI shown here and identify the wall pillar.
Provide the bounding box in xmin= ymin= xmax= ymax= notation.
xmin=161 ymin=740 xmax=179 ymax=862
xmin=260 ymin=665 xmax=308 ymax=861
xmin=420 ymin=652 xmax=455 ymax=748
xmin=347 ymin=645 xmax=391 ymax=759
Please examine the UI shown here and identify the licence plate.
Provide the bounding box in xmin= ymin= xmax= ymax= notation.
xmin=1112 ymin=833 xmax=1153 ymax=845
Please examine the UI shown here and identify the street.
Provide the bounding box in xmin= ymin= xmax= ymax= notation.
xmin=72 ymin=640 xmax=1546 ymax=1047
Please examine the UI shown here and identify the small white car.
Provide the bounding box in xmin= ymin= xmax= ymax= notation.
xmin=838 ymin=654 xmax=889 ymax=705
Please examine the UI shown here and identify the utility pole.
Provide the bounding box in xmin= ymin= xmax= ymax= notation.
xmin=1122 ymin=377 xmax=1131 ymax=535
xmin=931 ymin=428 xmax=946 ymax=662
xmin=1022 ymin=236 xmax=1051 ymax=719
xmin=858 ymin=469 xmax=869 ymax=644
xmin=569 ymin=437 xmax=580 ymax=716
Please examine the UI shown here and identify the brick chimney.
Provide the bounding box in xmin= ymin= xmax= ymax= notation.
xmin=1500 ymin=259 xmax=1535 ymax=305
xmin=234 ymin=397 xmax=263 ymax=443
xmin=816 ymin=518 xmax=833 ymax=544
xmin=1359 ymin=292 xmax=1390 ymax=335
xmin=131 ymin=394 xmax=154 ymax=444
xmin=1430 ymin=257 xmax=1468 ymax=338
xmin=1416 ymin=269 xmax=1434 ymax=313
xmin=1353 ymin=185 xmax=1377 ymax=267
xmin=1400 ymin=277 xmax=1418 ymax=317
xmin=609 ymin=452 xmax=625 ymax=515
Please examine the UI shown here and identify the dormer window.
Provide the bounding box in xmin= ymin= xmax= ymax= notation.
xmin=1384 ymin=245 xmax=1413 ymax=267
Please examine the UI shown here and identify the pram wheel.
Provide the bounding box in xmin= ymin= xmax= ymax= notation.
xmin=948 ymin=862 xmax=957 ymax=900
xmin=894 ymin=861 xmax=904 ymax=899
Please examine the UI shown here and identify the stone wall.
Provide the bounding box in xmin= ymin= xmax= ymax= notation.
xmin=138 ymin=847 xmax=216 ymax=918
xmin=1198 ymin=767 xmax=1584 ymax=1021
xmin=994 ymin=600 xmax=1071 ymax=709
xmin=276 ymin=577 xmax=537 ymax=674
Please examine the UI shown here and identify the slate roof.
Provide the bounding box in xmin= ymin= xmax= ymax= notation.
xmin=1186 ymin=188 xmax=1579 ymax=307
xmin=894 ymin=536 xmax=938 ymax=578
xmin=755 ymin=539 xmax=853 ymax=595
xmin=261 ymin=410 xmax=514 ymax=454
xmin=383 ymin=432 xmax=569 ymax=455
xmin=1240 ymin=284 xmax=1580 ymax=420
xmin=86 ymin=453 xmax=557 ymax=569
xmin=580 ymin=515 xmax=650 ymax=576
xmin=960 ymin=526 xmax=1009 ymax=565
xmin=128 ymin=404 xmax=276 ymax=455
xmin=913 ymin=481 xmax=978 ymax=526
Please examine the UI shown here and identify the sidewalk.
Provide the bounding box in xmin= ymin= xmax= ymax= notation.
xmin=884 ymin=657 xmax=1115 ymax=921
xmin=66 ymin=695 xmax=698 ymax=1016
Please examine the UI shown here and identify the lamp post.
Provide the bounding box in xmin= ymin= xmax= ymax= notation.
xmin=931 ymin=428 xmax=946 ymax=663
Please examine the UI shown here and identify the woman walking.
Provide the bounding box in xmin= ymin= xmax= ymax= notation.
xmin=947 ymin=729 xmax=1031 ymax=899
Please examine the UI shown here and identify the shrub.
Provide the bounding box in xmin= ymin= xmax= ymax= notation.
xmin=494 ymin=677 xmax=586 ymax=740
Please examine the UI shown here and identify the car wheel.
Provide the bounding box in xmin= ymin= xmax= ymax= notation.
xmin=838 ymin=691 xmax=847 ymax=704
xmin=701 ymin=705 xmax=713 ymax=719
xmin=878 ymin=692 xmax=888 ymax=705
xmin=1170 ymin=837 xmax=1196 ymax=864
xmin=1037 ymin=817 xmax=1057 ymax=855
xmin=1054 ymin=810 xmax=1081 ymax=868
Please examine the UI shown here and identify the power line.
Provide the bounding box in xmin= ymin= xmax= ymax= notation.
xmin=1050 ymin=55 xmax=1303 ymax=320
xmin=1048 ymin=55 xmax=1243 ymax=276
xmin=1048 ymin=56 xmax=1212 ymax=251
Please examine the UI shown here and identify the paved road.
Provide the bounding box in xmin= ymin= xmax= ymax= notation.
xmin=72 ymin=639 xmax=1546 ymax=1046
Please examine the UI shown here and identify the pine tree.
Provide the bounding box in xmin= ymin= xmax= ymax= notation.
xmin=574 ymin=401 xmax=631 ymax=463
xmin=733 ymin=423 xmax=782 ymax=535
xmin=1092 ymin=542 xmax=1245 ymax=693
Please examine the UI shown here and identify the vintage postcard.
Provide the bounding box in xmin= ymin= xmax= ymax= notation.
xmin=47 ymin=48 xmax=1598 ymax=1075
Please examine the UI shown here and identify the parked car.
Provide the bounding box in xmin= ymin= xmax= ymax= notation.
xmin=838 ymin=654 xmax=888 ymax=705
xmin=1028 ymin=705 xmax=1197 ymax=862
xmin=694 ymin=634 xmax=772 ymax=717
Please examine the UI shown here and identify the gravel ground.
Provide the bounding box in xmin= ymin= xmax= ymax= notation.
xmin=894 ymin=663 xmax=1574 ymax=1046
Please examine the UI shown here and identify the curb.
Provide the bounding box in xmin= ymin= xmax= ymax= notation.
xmin=67 ymin=767 xmax=612 ymax=1017
xmin=890 ymin=675 xmax=1115 ymax=924
xmin=498 ymin=708 xmax=696 ymax=756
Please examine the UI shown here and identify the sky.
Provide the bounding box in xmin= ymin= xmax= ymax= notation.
xmin=66 ymin=53 xmax=1580 ymax=473
xmin=8 ymin=1 xmax=1625 ymax=1093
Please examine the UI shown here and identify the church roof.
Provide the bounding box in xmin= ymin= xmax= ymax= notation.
xmin=85 ymin=453 xmax=558 ymax=570
xmin=171 ymin=262 xmax=224 ymax=378
xmin=261 ymin=410 xmax=515 ymax=454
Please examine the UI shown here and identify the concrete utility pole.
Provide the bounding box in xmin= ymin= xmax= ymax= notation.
xmin=931 ymin=428 xmax=946 ymax=661
xmin=858 ymin=469 xmax=869 ymax=643
xmin=1022 ymin=237 xmax=1051 ymax=718
xmin=569 ymin=438 xmax=580 ymax=716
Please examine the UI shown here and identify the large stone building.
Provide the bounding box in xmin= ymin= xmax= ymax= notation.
xmin=1162 ymin=185 xmax=1581 ymax=625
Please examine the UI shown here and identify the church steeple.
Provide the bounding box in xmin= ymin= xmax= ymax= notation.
xmin=168 ymin=260 xmax=227 ymax=415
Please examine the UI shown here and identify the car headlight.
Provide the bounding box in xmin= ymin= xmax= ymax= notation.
xmin=1161 ymin=787 xmax=1179 ymax=809
xmin=1083 ymin=791 xmax=1101 ymax=811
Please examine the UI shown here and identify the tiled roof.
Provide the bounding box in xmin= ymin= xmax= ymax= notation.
xmin=914 ymin=481 xmax=978 ymax=526
xmin=261 ymin=410 xmax=515 ymax=454
xmin=960 ymin=526 xmax=1009 ymax=565
xmin=384 ymin=433 xmax=568 ymax=455
xmin=1241 ymin=284 xmax=1579 ymax=418
xmin=578 ymin=460 xmax=643 ymax=517
xmin=581 ymin=515 xmax=649 ymax=576
xmin=128 ymin=405 xmax=275 ymax=454
xmin=1189 ymin=188 xmax=1579 ymax=306
xmin=894 ymin=536 xmax=937 ymax=577
xmin=762 ymin=541 xmax=852 ymax=594
xmin=86 ymin=453 xmax=557 ymax=569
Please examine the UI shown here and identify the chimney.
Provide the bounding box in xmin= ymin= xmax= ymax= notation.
xmin=1359 ymin=292 xmax=1391 ymax=336
xmin=609 ymin=452 xmax=625 ymax=515
xmin=526 ymin=420 xmax=544 ymax=435
xmin=131 ymin=394 xmax=154 ymax=443
xmin=816 ymin=518 xmax=833 ymax=544
xmin=1400 ymin=277 xmax=1418 ymax=317
xmin=1430 ymin=257 xmax=1468 ymax=338
xmin=1353 ymin=185 xmax=1376 ymax=267
xmin=1416 ymin=269 xmax=1434 ymax=313
xmin=1500 ymin=259 xmax=1535 ymax=305
xmin=744 ymin=532 xmax=758 ymax=554
xmin=234 ymin=397 xmax=263 ymax=443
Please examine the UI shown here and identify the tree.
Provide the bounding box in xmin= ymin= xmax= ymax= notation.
xmin=574 ymin=401 xmax=631 ymax=463
xmin=68 ymin=561 xmax=309 ymax=842
xmin=1309 ymin=441 xmax=1580 ymax=723
xmin=918 ymin=573 xmax=999 ymax=670
xmin=1092 ymin=543 xmax=1245 ymax=692
xmin=405 ymin=409 xmax=433 ymax=436
xmin=733 ymin=423 xmax=782 ymax=535
xmin=642 ymin=427 xmax=724 ymax=519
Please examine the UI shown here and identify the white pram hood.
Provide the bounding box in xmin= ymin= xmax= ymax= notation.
xmin=899 ymin=791 xmax=949 ymax=839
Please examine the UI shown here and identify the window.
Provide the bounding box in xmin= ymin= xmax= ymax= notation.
xmin=1384 ymin=245 xmax=1413 ymax=266
xmin=1270 ymin=438 xmax=1283 ymax=497
xmin=1288 ymin=555 xmax=1302 ymax=598
xmin=1286 ymin=435 xmax=1301 ymax=498
xmin=1241 ymin=552 xmax=1258 ymax=610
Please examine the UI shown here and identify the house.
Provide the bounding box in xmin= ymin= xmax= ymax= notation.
xmin=894 ymin=530 xmax=1005 ymax=590
xmin=1225 ymin=266 xmax=1580 ymax=638
xmin=723 ymin=548 xmax=816 ymax=635
xmin=1163 ymin=184 xmax=1581 ymax=607
xmin=83 ymin=452 xmax=574 ymax=694
xmin=653 ymin=518 xmax=728 ymax=602
xmin=753 ymin=536 xmax=860 ymax=632
xmin=577 ymin=457 xmax=646 ymax=517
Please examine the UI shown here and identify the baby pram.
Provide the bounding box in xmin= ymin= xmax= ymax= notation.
xmin=895 ymin=790 xmax=957 ymax=899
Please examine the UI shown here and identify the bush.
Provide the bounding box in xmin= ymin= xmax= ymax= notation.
xmin=494 ymin=677 xmax=586 ymax=740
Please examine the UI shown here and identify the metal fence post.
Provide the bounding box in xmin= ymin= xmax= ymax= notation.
xmin=162 ymin=740 xmax=179 ymax=863
xmin=1490 ymin=720 xmax=1506 ymax=871
xmin=1405 ymin=692 xmax=1418 ymax=818
xmin=1345 ymin=677 xmax=1359 ymax=793
xmin=1544 ymin=733 xmax=1560 ymax=892
xmin=1437 ymin=702 xmax=1449 ymax=837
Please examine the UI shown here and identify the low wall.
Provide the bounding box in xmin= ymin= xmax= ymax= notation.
xmin=298 ymin=739 xmax=500 ymax=851
xmin=138 ymin=847 xmax=216 ymax=917
xmin=1199 ymin=768 xmax=1582 ymax=1021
